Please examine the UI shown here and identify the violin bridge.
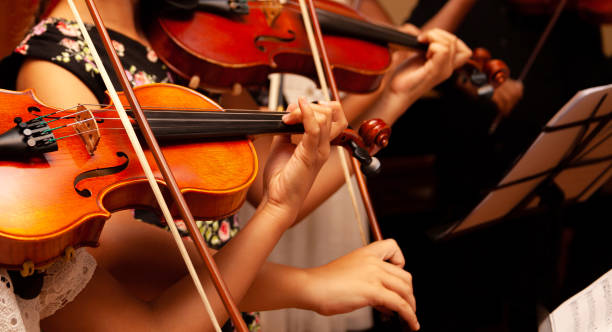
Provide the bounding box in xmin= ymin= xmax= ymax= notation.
xmin=262 ymin=1 xmax=283 ymax=27
xmin=74 ymin=105 xmax=100 ymax=155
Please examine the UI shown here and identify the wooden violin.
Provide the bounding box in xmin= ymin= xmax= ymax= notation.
xmin=509 ymin=0 xmax=612 ymax=23
xmin=455 ymin=47 xmax=511 ymax=99
xmin=145 ymin=0 xmax=510 ymax=94
xmin=145 ymin=0 xmax=425 ymax=93
xmin=0 ymin=83 xmax=389 ymax=273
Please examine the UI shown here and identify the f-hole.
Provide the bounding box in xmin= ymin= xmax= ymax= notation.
xmin=254 ymin=30 xmax=295 ymax=51
xmin=73 ymin=152 xmax=130 ymax=197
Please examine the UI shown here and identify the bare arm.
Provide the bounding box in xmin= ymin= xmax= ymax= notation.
xmin=247 ymin=29 xmax=473 ymax=222
xmin=20 ymin=58 xmax=339 ymax=331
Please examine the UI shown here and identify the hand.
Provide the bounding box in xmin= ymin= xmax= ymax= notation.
xmin=261 ymin=98 xmax=347 ymax=222
xmin=491 ymin=79 xmax=523 ymax=116
xmin=390 ymin=27 xmax=472 ymax=96
xmin=303 ymin=239 xmax=419 ymax=331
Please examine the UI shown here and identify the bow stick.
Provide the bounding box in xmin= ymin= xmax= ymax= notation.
xmin=68 ymin=1 xmax=249 ymax=331
xmin=490 ymin=0 xmax=568 ymax=134
xmin=297 ymin=0 xmax=384 ymax=242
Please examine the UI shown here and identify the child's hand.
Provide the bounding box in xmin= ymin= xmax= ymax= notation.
xmin=303 ymin=239 xmax=420 ymax=330
xmin=492 ymin=79 xmax=523 ymax=116
xmin=390 ymin=27 xmax=472 ymax=96
xmin=261 ymin=98 xmax=347 ymax=223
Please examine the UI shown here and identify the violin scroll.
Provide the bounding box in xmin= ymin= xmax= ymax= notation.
xmin=331 ymin=118 xmax=390 ymax=176
xmin=358 ymin=118 xmax=391 ymax=150
xmin=455 ymin=47 xmax=510 ymax=99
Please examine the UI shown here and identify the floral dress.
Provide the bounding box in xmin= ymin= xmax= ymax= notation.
xmin=7 ymin=17 xmax=260 ymax=332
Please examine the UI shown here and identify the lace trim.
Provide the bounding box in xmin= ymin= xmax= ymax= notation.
xmin=0 ymin=269 xmax=27 ymax=331
xmin=0 ymin=248 xmax=96 ymax=332
xmin=39 ymin=248 xmax=97 ymax=319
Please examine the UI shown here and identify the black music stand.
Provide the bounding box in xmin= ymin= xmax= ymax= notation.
xmin=429 ymin=83 xmax=612 ymax=240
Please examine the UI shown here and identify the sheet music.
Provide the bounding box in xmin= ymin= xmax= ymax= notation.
xmin=547 ymin=269 xmax=612 ymax=332
xmin=452 ymin=83 xmax=612 ymax=233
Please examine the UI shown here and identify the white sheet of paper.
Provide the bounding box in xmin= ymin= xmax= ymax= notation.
xmin=547 ymin=269 xmax=612 ymax=332
xmin=454 ymin=83 xmax=612 ymax=233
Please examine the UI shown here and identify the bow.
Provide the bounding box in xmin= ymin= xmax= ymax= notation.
xmin=67 ymin=1 xmax=249 ymax=330
xmin=296 ymin=0 xmax=385 ymax=243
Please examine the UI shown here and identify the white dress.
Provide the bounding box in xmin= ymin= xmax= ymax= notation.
xmin=239 ymin=71 xmax=373 ymax=331
xmin=0 ymin=249 xmax=96 ymax=332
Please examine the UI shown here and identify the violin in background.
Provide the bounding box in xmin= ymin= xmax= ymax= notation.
xmin=144 ymin=0 xmax=511 ymax=95
xmin=144 ymin=0 xmax=425 ymax=93
xmin=455 ymin=47 xmax=510 ymax=100
xmin=509 ymin=0 xmax=612 ymax=23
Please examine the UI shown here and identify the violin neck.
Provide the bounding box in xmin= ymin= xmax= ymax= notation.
xmin=316 ymin=8 xmax=428 ymax=52
xmin=140 ymin=110 xmax=304 ymax=140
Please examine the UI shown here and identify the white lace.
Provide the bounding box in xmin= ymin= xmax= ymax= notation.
xmin=0 ymin=248 xmax=96 ymax=332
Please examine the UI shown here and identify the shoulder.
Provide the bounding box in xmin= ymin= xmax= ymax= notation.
xmin=17 ymin=58 xmax=98 ymax=109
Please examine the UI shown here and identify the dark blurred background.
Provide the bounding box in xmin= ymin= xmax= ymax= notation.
xmin=368 ymin=1 xmax=612 ymax=330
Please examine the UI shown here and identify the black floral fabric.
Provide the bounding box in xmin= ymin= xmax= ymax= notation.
xmin=8 ymin=17 xmax=260 ymax=332
xmin=12 ymin=17 xmax=173 ymax=102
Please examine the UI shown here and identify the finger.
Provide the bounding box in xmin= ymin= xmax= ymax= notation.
xmin=419 ymin=28 xmax=456 ymax=45
xmin=310 ymin=103 xmax=332 ymax=151
xmin=373 ymin=288 xmax=420 ymax=330
xmin=367 ymin=239 xmax=405 ymax=267
xmin=286 ymin=102 xmax=299 ymax=113
xmin=426 ymin=43 xmax=453 ymax=78
xmin=319 ymin=100 xmax=347 ymax=139
xmin=448 ymin=34 xmax=457 ymax=69
xmin=380 ymin=262 xmax=414 ymax=290
xmin=421 ymin=30 xmax=463 ymax=65
xmin=298 ymin=97 xmax=321 ymax=151
xmin=398 ymin=23 xmax=421 ymax=36
xmin=379 ymin=265 xmax=416 ymax=311
xmin=453 ymin=38 xmax=472 ymax=68
xmin=282 ymin=103 xmax=303 ymax=125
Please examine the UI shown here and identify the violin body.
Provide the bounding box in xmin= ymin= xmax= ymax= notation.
xmin=146 ymin=0 xmax=392 ymax=93
xmin=509 ymin=0 xmax=612 ymax=23
xmin=0 ymin=84 xmax=257 ymax=270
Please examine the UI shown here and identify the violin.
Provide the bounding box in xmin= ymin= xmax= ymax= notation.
xmin=0 ymin=83 xmax=389 ymax=274
xmin=509 ymin=0 xmax=612 ymax=23
xmin=455 ymin=47 xmax=511 ymax=99
xmin=145 ymin=0 xmax=509 ymax=93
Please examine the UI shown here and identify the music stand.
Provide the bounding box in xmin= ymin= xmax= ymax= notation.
xmin=432 ymin=83 xmax=612 ymax=240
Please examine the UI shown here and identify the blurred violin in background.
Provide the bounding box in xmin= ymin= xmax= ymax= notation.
xmin=144 ymin=0 xmax=510 ymax=94
xmin=509 ymin=0 xmax=612 ymax=23
xmin=454 ymin=47 xmax=511 ymax=100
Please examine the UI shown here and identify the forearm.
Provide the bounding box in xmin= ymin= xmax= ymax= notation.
xmin=248 ymin=143 xmax=358 ymax=223
xmin=422 ymin=0 xmax=477 ymax=32
xmin=239 ymin=262 xmax=313 ymax=312
xmin=152 ymin=200 xmax=295 ymax=330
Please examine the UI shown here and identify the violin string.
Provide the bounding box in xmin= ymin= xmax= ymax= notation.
xmin=67 ymin=2 xmax=223 ymax=330
xmin=39 ymin=103 xmax=289 ymax=120
xmin=88 ymin=117 xmax=287 ymax=123
xmin=43 ymin=118 xmax=97 ymax=133
xmin=57 ymin=107 xmax=288 ymax=116
xmin=49 ymin=128 xmax=99 ymax=142
xmin=33 ymin=104 xmax=82 ymax=121
xmin=44 ymin=107 xmax=95 ymax=124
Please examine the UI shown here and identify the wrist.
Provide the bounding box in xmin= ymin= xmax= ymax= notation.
xmin=255 ymin=194 xmax=298 ymax=231
xmin=299 ymin=267 xmax=327 ymax=313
